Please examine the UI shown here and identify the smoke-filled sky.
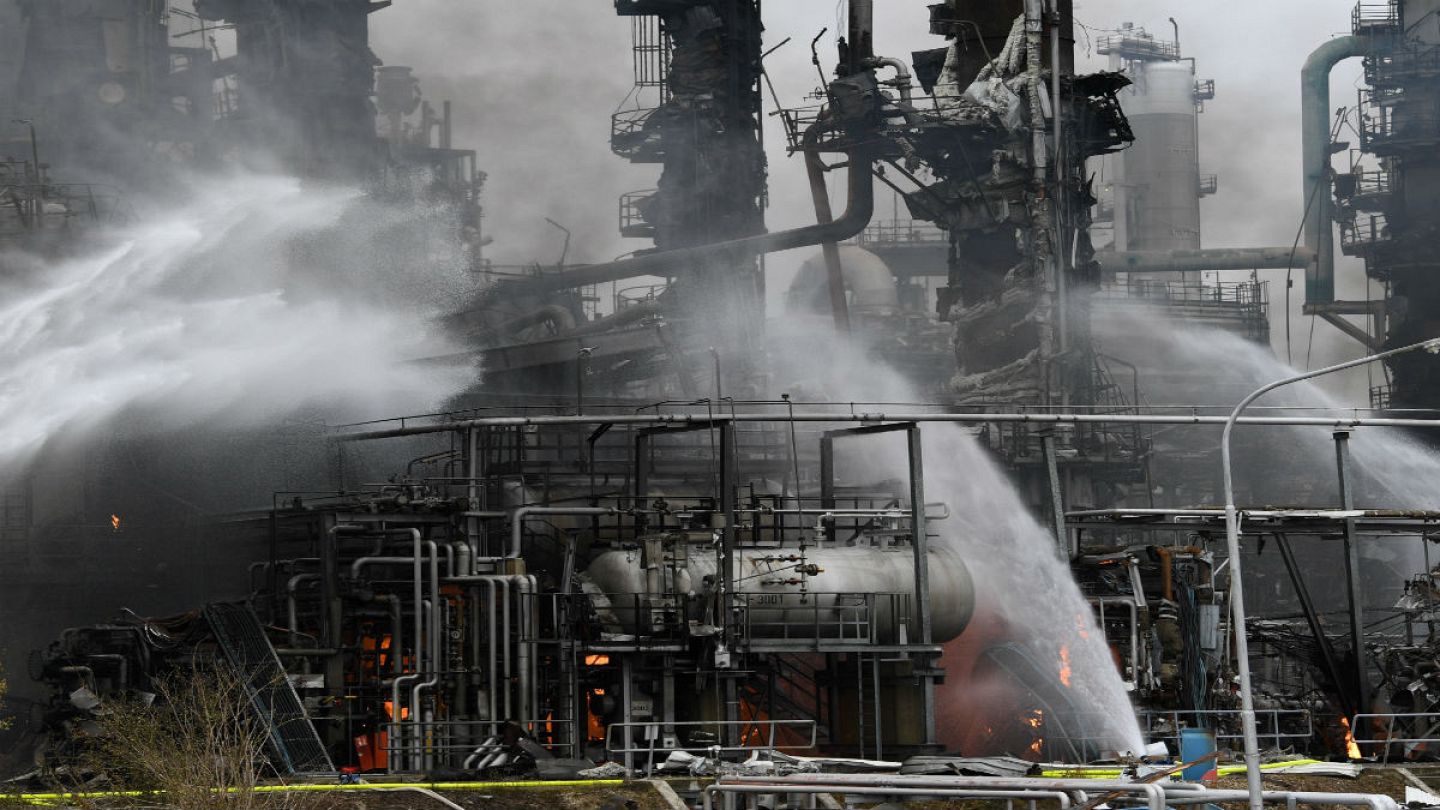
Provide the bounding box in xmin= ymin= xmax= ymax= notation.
xmin=371 ymin=0 xmax=1378 ymax=399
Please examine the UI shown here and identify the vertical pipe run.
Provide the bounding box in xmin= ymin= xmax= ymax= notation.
xmin=847 ymin=0 xmax=874 ymax=73
xmin=1300 ymin=36 xmax=1366 ymax=305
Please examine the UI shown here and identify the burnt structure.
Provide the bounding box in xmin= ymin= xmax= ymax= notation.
xmin=192 ymin=0 xmax=386 ymax=179
xmin=612 ymin=0 xmax=767 ymax=385
xmin=13 ymin=0 xmax=1440 ymax=793
xmin=1321 ymin=0 xmax=1440 ymax=410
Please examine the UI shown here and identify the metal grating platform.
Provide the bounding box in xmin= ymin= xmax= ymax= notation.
xmin=203 ymin=602 xmax=333 ymax=775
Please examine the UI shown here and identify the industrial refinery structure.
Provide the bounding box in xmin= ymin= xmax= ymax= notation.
xmin=4 ymin=2 xmax=1440 ymax=807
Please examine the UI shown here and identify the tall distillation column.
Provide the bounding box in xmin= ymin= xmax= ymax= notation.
xmin=611 ymin=0 xmax=767 ymax=390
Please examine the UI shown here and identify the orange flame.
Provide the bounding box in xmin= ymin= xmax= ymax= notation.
xmin=1025 ymin=709 xmax=1045 ymax=757
xmin=1059 ymin=646 xmax=1072 ymax=687
xmin=110 ymin=514 xmax=121 ymax=531
xmin=1340 ymin=717 xmax=1361 ymax=759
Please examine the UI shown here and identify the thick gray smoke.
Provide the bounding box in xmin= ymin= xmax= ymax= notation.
xmin=0 ymin=174 xmax=474 ymax=463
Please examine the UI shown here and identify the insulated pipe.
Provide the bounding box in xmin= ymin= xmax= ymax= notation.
xmin=491 ymin=137 xmax=874 ymax=293
xmin=446 ymin=574 xmax=536 ymax=724
xmin=337 ymin=411 xmax=1440 ymax=441
xmin=518 ymin=575 xmax=538 ymax=723
xmin=499 ymin=304 xmax=576 ymax=336
xmin=500 ymin=578 xmax=512 ymax=718
xmin=725 ymin=776 xmax=1171 ymax=810
xmin=873 ymin=56 xmax=913 ymax=103
xmin=285 ymin=573 xmax=320 ymax=647
xmin=562 ymin=301 xmax=661 ymax=338
xmin=1099 ymin=247 xmax=1316 ymax=274
xmin=1168 ymin=792 xmax=1397 ymax=810
xmin=508 ymin=507 xmax=618 ymax=558
xmin=350 ymin=555 xmax=451 ymax=579
xmin=410 ymin=541 xmax=442 ymax=760
xmin=1302 ymin=35 xmax=1367 ymax=305
xmin=705 ymin=786 xmax=1076 ymax=810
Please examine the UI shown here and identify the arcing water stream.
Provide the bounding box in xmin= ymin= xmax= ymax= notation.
xmin=0 ymin=175 xmax=471 ymax=463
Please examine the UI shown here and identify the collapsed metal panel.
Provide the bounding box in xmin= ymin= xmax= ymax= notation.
xmin=204 ymin=602 xmax=335 ymax=775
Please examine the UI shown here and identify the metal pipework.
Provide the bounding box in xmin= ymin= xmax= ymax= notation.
xmin=507 ymin=506 xmax=618 ymax=558
xmin=1219 ymin=337 xmax=1440 ymax=810
xmin=725 ymin=775 xmax=1174 ymax=810
xmin=704 ymin=785 xmax=1076 ymax=810
xmin=492 ymin=135 xmax=874 ymax=293
xmin=872 ymin=56 xmax=913 ymax=103
xmin=445 ymin=573 xmax=536 ymax=725
xmin=1167 ymin=793 xmax=1397 ymax=810
xmin=1301 ymin=35 xmax=1367 ymax=305
xmin=1099 ymin=247 xmax=1316 ymax=274
xmin=285 ymin=573 xmax=320 ymax=647
xmin=338 ymin=410 xmax=1440 ymax=442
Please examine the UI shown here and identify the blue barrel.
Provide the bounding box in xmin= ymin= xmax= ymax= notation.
xmin=1180 ymin=727 xmax=1218 ymax=782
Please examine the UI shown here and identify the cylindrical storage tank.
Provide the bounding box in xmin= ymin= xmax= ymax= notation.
xmin=583 ymin=544 xmax=975 ymax=644
xmin=1118 ymin=60 xmax=1201 ymax=256
xmin=785 ymin=246 xmax=901 ymax=317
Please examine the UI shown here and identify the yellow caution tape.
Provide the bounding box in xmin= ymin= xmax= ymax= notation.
xmin=1040 ymin=759 xmax=1329 ymax=780
xmin=11 ymin=779 xmax=630 ymax=804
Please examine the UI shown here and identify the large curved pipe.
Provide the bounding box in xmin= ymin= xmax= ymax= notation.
xmin=1302 ymin=35 xmax=1367 ymax=305
xmin=499 ymin=138 xmax=874 ymax=293
xmin=499 ymin=304 xmax=576 ymax=336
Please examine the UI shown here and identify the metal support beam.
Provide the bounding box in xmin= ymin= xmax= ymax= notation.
xmin=1040 ymin=431 xmax=1069 ymax=559
xmin=1318 ymin=311 xmax=1382 ymax=351
xmin=818 ymin=422 xmax=936 ymax=746
xmin=1335 ymin=430 xmax=1369 ymax=722
xmin=1274 ymin=533 xmax=1352 ymax=719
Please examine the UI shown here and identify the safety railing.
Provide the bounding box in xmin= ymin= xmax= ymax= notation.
xmin=606 ymin=719 xmax=817 ymax=774
xmin=1354 ymin=2 xmax=1400 ymax=32
xmin=1352 ymin=712 xmax=1440 ymax=763
xmin=1372 ymin=45 xmax=1440 ymax=86
xmin=1357 ymin=170 xmax=1394 ymax=197
xmin=1098 ymin=279 xmax=1268 ymax=308
xmin=855 ymin=218 xmax=948 ymax=249
xmin=1353 ymin=1 xmax=1400 ymax=34
xmin=1370 ymin=383 xmax=1393 ymax=410
xmin=1198 ymin=174 xmax=1218 ymax=196
xmin=383 ymin=718 xmax=577 ymax=772
xmin=1140 ymin=708 xmax=1313 ymax=750
xmin=615 ymin=282 xmax=667 ymax=310
xmin=734 ymin=591 xmax=912 ymax=646
xmin=618 ymin=189 xmax=657 ymax=239
xmin=1340 ymin=213 xmax=1390 ymax=253
xmin=611 ymin=107 xmax=663 ymax=161
xmin=1096 ymin=32 xmax=1179 ymax=60
xmin=1359 ymin=98 xmax=1440 ymax=154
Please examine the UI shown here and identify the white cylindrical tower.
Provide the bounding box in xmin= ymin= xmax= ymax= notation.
xmin=1118 ymin=60 xmax=1202 ymax=254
